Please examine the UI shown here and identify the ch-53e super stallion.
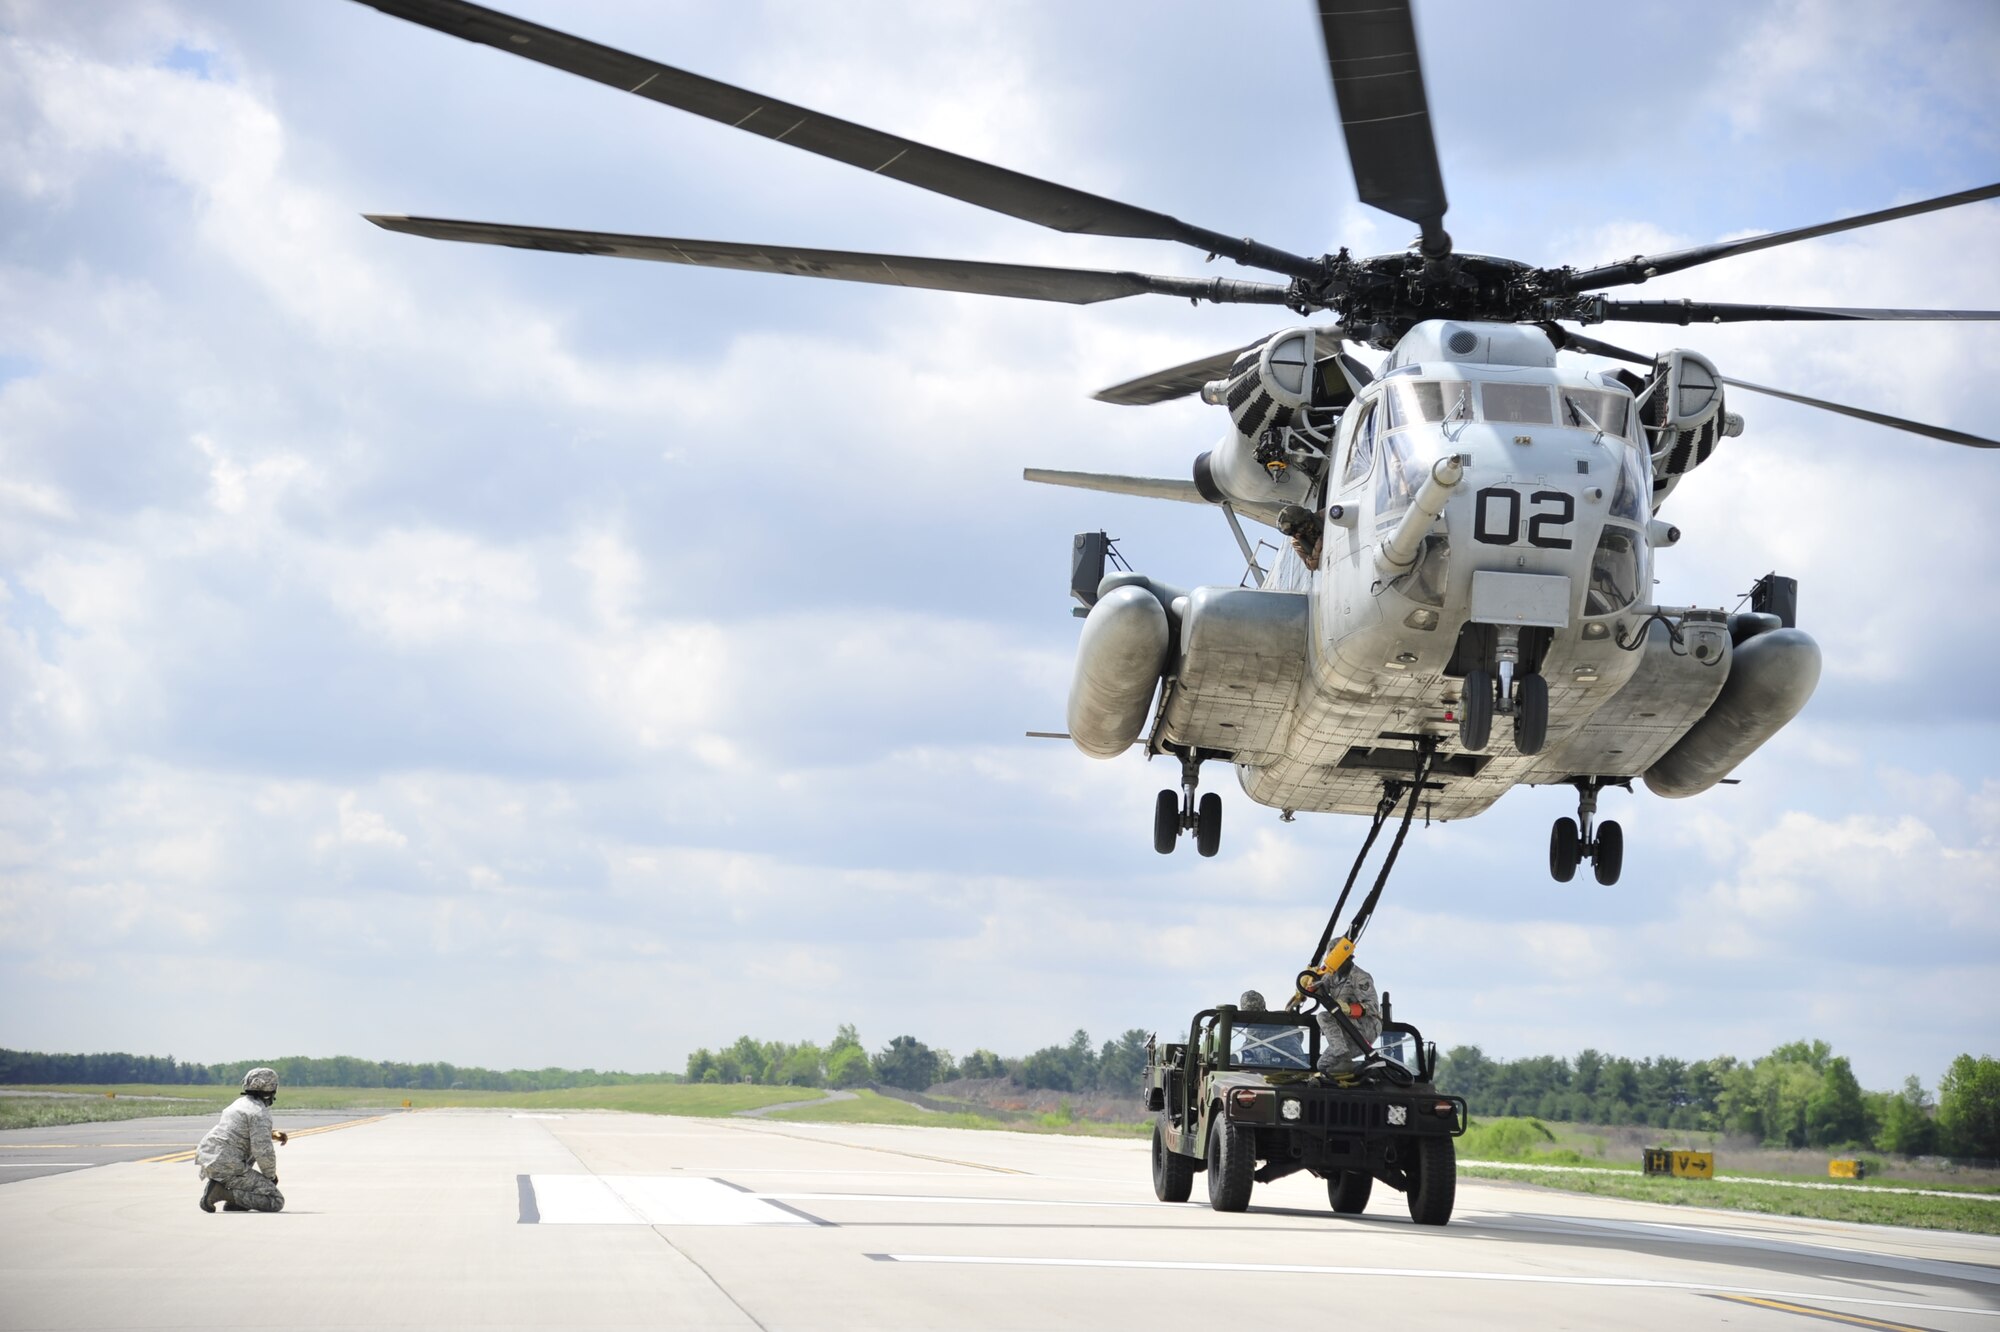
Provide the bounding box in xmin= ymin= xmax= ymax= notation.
xmin=353 ymin=0 xmax=1997 ymax=885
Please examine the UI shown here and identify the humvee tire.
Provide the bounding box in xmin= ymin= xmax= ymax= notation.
xmin=1152 ymin=1119 xmax=1193 ymax=1202
xmin=1206 ymin=1120 xmax=1254 ymax=1212
xmin=1407 ymin=1135 xmax=1456 ymax=1225
xmin=1328 ymin=1169 xmax=1373 ymax=1214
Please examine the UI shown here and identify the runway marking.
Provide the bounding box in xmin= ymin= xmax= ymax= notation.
xmin=1705 ymin=1293 xmax=1943 ymax=1331
xmin=865 ymin=1255 xmax=1999 ymax=1318
xmin=522 ymin=1175 xmax=818 ymax=1226
xmin=0 ymin=1162 xmax=90 ymax=1167
xmin=140 ymin=1150 xmax=197 ymax=1164
xmin=757 ymin=1191 xmax=1181 ymax=1210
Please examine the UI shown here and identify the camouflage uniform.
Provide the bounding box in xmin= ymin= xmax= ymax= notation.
xmin=1314 ymin=962 xmax=1381 ymax=1074
xmin=196 ymin=1072 xmax=284 ymax=1213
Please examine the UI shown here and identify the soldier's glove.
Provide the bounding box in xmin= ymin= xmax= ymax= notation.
xmin=273 ymin=1131 xmax=289 ymax=1146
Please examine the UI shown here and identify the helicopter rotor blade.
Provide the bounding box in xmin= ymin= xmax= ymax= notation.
xmin=353 ymin=0 xmax=1322 ymax=281
xmin=1547 ymin=325 xmax=1999 ymax=450
xmin=1560 ymin=183 xmax=2000 ymax=292
xmin=1717 ymin=376 xmax=1998 ymax=450
xmin=1091 ymin=340 xmax=1271 ymax=406
xmin=1590 ymin=300 xmax=2000 ymax=325
xmin=1316 ymin=0 xmax=1450 ymax=257
xmin=1090 ymin=327 xmax=1361 ymax=405
xmin=365 ymin=216 xmax=1296 ymax=306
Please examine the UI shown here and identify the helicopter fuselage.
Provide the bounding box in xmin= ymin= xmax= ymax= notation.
xmin=1070 ymin=321 xmax=1819 ymax=850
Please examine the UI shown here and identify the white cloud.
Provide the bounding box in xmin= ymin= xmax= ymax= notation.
xmin=0 ymin=0 xmax=1993 ymax=1090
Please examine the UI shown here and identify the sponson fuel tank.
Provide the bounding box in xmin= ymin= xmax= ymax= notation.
xmin=1067 ymin=584 xmax=1171 ymax=758
xmin=1644 ymin=627 xmax=1821 ymax=798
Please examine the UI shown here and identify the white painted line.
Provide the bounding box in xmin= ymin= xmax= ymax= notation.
xmin=1462 ymin=1159 xmax=2000 ymax=1202
xmin=0 ymin=1162 xmax=90 ymax=1167
xmin=608 ymin=1177 xmax=813 ymax=1227
xmin=760 ymin=1191 xmax=1179 ymax=1210
xmin=526 ymin=1175 xmax=813 ymax=1226
xmin=528 ymin=1175 xmax=643 ymax=1225
xmin=872 ymin=1255 xmax=1999 ymax=1318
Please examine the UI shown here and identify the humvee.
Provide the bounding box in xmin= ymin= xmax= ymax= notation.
xmin=1143 ymin=1003 xmax=1466 ymax=1224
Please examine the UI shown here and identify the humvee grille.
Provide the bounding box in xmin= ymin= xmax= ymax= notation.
xmin=1299 ymin=1097 xmax=1389 ymax=1131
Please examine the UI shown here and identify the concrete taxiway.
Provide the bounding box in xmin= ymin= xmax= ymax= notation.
xmin=1 ymin=1109 xmax=1993 ymax=1330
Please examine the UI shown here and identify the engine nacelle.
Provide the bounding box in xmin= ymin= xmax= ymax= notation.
xmin=1628 ymin=349 xmax=1744 ymax=507
xmin=1190 ymin=328 xmax=1323 ymax=522
xmin=1202 ymin=327 xmax=1316 ymax=437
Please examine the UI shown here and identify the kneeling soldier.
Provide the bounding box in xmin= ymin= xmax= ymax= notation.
xmin=196 ymin=1068 xmax=286 ymax=1213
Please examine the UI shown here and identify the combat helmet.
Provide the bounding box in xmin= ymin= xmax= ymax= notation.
xmin=241 ymin=1067 xmax=279 ymax=1095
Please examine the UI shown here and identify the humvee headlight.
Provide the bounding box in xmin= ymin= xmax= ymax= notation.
xmin=1388 ymin=1105 xmax=1408 ymax=1126
xmin=1280 ymin=1099 xmax=1301 ymax=1122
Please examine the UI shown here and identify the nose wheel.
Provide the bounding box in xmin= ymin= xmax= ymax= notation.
xmin=1550 ymin=779 xmax=1624 ymax=884
xmin=1457 ymin=626 xmax=1548 ymax=756
xmin=1154 ymin=752 xmax=1222 ymax=857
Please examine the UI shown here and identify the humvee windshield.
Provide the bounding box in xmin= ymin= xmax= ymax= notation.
xmin=1373 ymin=1028 xmax=1419 ymax=1071
xmin=1229 ymin=1022 xmax=1314 ymax=1070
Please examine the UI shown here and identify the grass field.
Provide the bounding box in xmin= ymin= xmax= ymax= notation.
xmin=1462 ymin=1164 xmax=2000 ymax=1234
xmin=771 ymin=1090 xmax=1152 ymax=1138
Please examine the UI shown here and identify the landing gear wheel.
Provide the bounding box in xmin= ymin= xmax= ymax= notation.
xmin=1153 ymin=790 xmax=1179 ymax=855
xmin=1195 ymin=793 xmax=1222 ymax=858
xmin=1328 ymin=1169 xmax=1373 ymax=1215
xmin=1151 ymin=1119 xmax=1192 ymax=1203
xmin=1514 ymin=672 xmax=1548 ymax=756
xmin=1459 ymin=670 xmax=1493 ymax=752
xmin=1593 ymin=820 xmax=1624 ymax=886
xmin=1549 ymin=817 xmax=1580 ymax=883
xmin=1406 ymin=1136 xmax=1457 ymax=1226
xmin=1205 ymin=1121 xmax=1254 ymax=1212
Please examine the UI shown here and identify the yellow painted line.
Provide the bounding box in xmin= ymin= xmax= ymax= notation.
xmin=142 ymin=1116 xmax=386 ymax=1164
xmin=1706 ymin=1294 xmax=1939 ymax=1331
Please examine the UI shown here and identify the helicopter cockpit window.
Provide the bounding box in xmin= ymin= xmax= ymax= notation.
xmin=1342 ymin=400 xmax=1378 ymax=486
xmin=1585 ymin=526 xmax=1643 ymax=616
xmin=1562 ymin=388 xmax=1630 ymax=437
xmin=1479 ymin=381 xmax=1555 ymax=425
xmin=1609 ymin=446 xmax=1649 ymax=522
xmin=1384 ymin=380 xmax=1449 ymax=431
xmin=1375 ymin=429 xmax=1436 ymax=517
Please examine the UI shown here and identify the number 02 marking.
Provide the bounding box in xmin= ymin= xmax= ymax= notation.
xmin=1474 ymin=487 xmax=1573 ymax=549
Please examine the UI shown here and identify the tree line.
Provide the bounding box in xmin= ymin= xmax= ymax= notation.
xmin=0 ymin=1048 xmax=680 ymax=1093
xmin=1436 ymin=1040 xmax=2000 ymax=1158
xmin=683 ymin=1025 xmax=1151 ymax=1096
xmin=8 ymin=1033 xmax=1993 ymax=1158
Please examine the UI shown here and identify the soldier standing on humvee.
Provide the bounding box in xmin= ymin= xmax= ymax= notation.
xmin=196 ymin=1068 xmax=287 ymax=1213
xmin=1313 ymin=957 xmax=1381 ymax=1075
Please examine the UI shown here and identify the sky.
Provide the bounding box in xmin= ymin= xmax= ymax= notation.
xmin=1 ymin=0 xmax=1996 ymax=1092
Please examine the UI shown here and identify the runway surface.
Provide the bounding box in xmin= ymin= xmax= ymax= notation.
xmin=0 ymin=1111 xmax=375 ymax=1183
xmin=0 ymin=1109 xmax=1993 ymax=1330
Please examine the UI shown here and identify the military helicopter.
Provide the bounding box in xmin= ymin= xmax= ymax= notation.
xmin=352 ymin=0 xmax=1997 ymax=885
